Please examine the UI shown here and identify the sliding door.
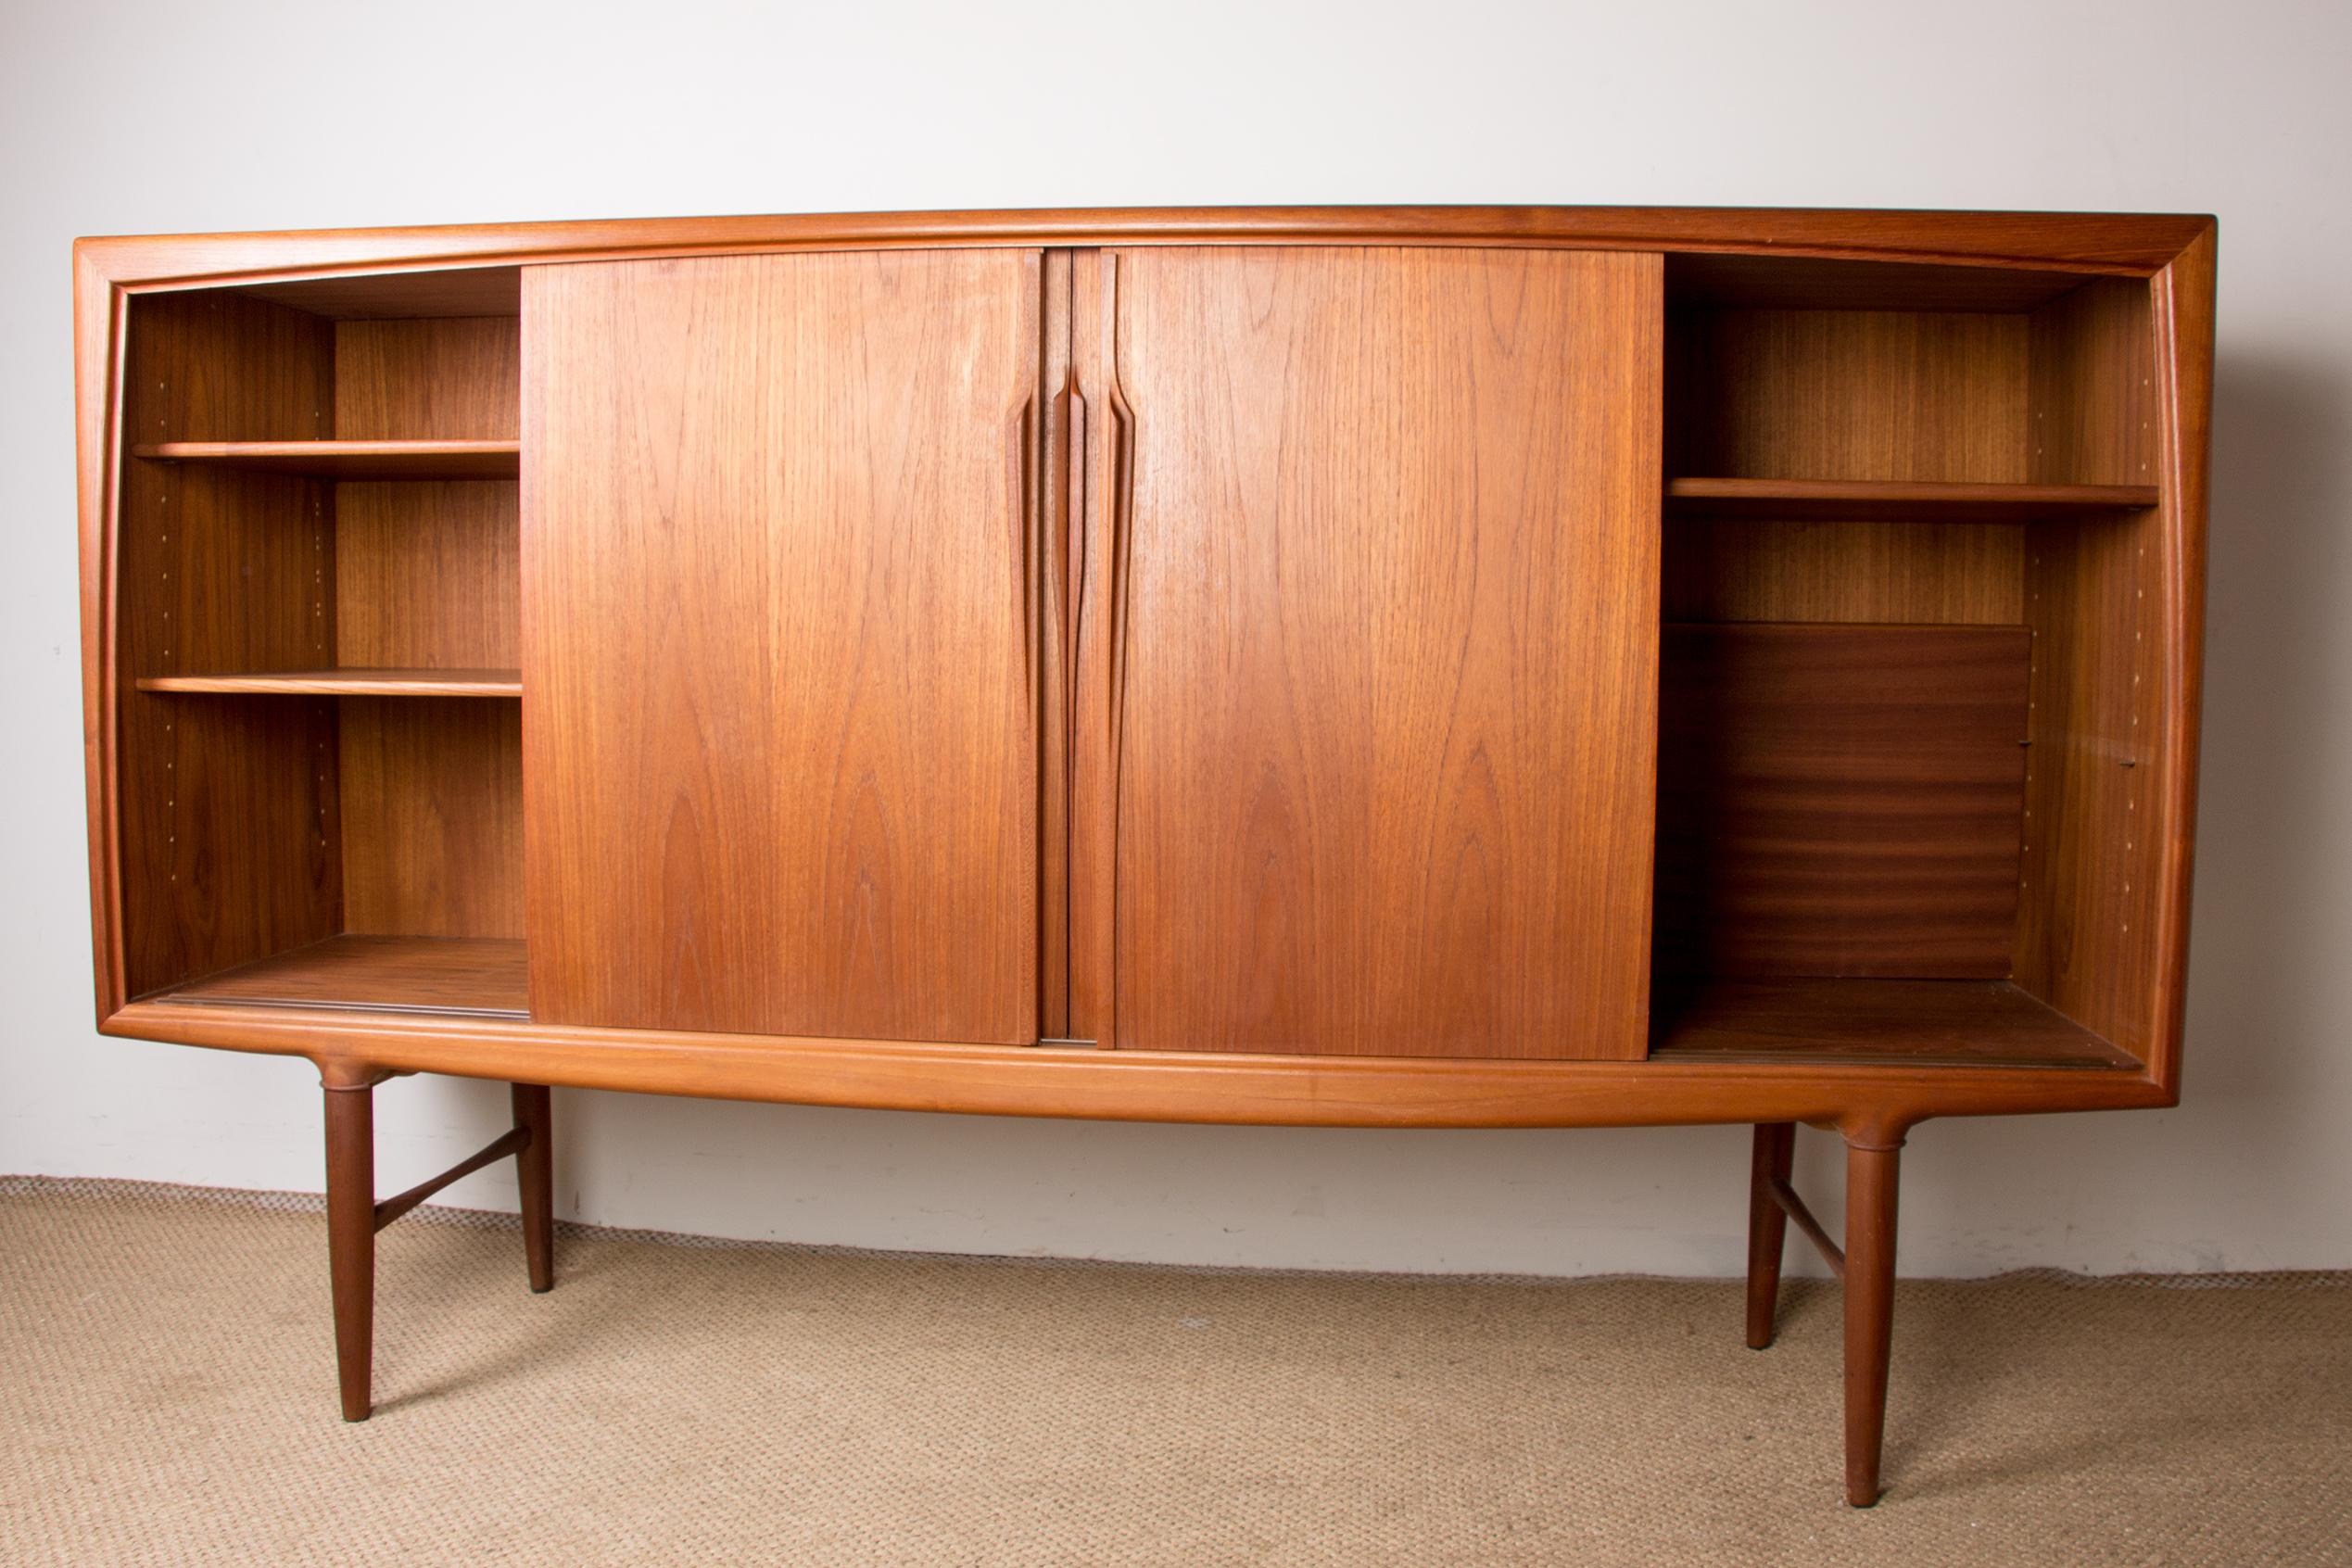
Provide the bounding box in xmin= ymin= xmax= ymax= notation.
xmin=524 ymin=250 xmax=1042 ymax=1042
xmin=1069 ymin=247 xmax=1663 ymax=1058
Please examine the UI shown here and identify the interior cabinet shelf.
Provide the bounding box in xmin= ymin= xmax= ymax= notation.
xmin=133 ymin=439 xmax=521 ymax=480
xmin=1663 ymin=476 xmax=2160 ymax=522
xmin=137 ymin=668 xmax=523 ymax=697
xmin=151 ymin=935 xmax=528 ymax=1018
xmin=1649 ymin=978 xmax=2138 ymax=1070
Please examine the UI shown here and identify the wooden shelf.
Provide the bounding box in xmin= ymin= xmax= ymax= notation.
xmin=1664 ymin=477 xmax=2160 ymax=523
xmin=133 ymin=439 xmax=520 ymax=480
xmin=137 ymin=668 xmax=522 ymax=697
xmin=1650 ymin=978 xmax=2140 ymax=1071
xmin=150 ymin=936 xmax=528 ymax=1018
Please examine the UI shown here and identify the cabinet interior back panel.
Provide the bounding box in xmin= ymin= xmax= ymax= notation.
xmin=521 ymin=250 xmax=1041 ymax=1043
xmin=1102 ymin=247 xmax=1663 ymax=1059
xmin=1653 ymin=622 xmax=2031 ymax=980
xmin=1667 ymin=309 xmax=2030 ymax=483
xmin=334 ymin=318 xmax=522 ymax=440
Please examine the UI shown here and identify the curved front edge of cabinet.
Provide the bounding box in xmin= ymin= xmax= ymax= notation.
xmin=97 ymin=1000 xmax=2168 ymax=1132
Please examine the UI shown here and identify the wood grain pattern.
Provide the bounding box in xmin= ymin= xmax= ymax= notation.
xmin=1653 ymin=624 xmax=2030 ymax=980
xmin=2012 ymin=278 xmax=2166 ymax=1064
xmin=2137 ymin=227 xmax=2217 ymax=1099
xmin=1668 ymin=310 xmax=2029 ymax=482
xmin=2013 ymin=512 xmax=2165 ymax=1053
xmin=75 ymin=207 xmax=2214 ymax=296
xmin=523 ymin=250 xmax=1042 ymax=1042
xmin=114 ymin=292 xmax=342 ymax=999
xmin=335 ymin=318 xmax=520 ymax=439
xmin=104 ymin=995 xmax=2162 ymax=1135
xmin=1665 ymin=253 xmax=2096 ymax=313
xmin=1842 ymin=1139 xmax=1901 ymax=1508
xmin=335 ymin=482 xmax=519 ymax=668
xmin=1663 ymin=519 xmax=2025 ymax=625
xmin=74 ymin=208 xmax=2217 ymax=1139
xmin=338 ymin=698 xmax=523 ymax=938
xmin=133 ymin=439 xmax=518 ymax=479
xmin=1650 ymin=978 xmax=2132 ymax=1069
xmin=1090 ymin=247 xmax=1661 ymax=1058
xmin=139 ymin=669 xmax=520 ymax=696
xmin=154 ymin=935 xmax=526 ymax=1016
xmin=1035 ymin=251 xmax=1075 ymax=1040
xmin=2030 ymin=280 xmax=2156 ymax=488
xmin=73 ymin=243 xmax=120 ymax=1017
xmin=236 ymin=267 xmax=522 ymax=321
xmin=1664 ymin=476 xmax=2156 ymax=521
xmin=1065 ymin=250 xmax=1119 ymax=1048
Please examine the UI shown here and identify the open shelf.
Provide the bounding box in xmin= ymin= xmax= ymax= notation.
xmin=1664 ymin=477 xmax=2159 ymax=523
xmin=137 ymin=668 xmax=522 ymax=698
xmin=1650 ymin=979 xmax=2137 ymax=1071
xmin=133 ymin=439 xmax=520 ymax=480
xmin=150 ymin=936 xmax=528 ymax=1018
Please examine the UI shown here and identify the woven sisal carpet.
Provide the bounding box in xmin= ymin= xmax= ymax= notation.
xmin=1 ymin=1178 xmax=2346 ymax=1566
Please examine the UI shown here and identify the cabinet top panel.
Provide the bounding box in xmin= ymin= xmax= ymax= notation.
xmin=74 ymin=205 xmax=2215 ymax=292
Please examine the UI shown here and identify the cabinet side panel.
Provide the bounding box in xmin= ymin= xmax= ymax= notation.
xmin=522 ymin=251 xmax=1041 ymax=1042
xmin=2014 ymin=280 xmax=2166 ymax=1057
xmin=1106 ymin=247 xmax=1662 ymax=1059
xmin=116 ymin=294 xmax=341 ymax=997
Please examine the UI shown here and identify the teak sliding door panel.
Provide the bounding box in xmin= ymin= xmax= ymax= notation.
xmin=523 ymin=251 xmax=1040 ymax=1043
xmin=1077 ymin=247 xmax=1663 ymax=1059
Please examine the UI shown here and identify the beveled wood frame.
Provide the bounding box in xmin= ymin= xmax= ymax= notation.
xmin=75 ymin=205 xmax=2216 ymax=1144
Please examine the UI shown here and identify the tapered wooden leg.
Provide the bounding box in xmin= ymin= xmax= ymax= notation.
xmin=1842 ymin=1136 xmax=1903 ymax=1508
xmin=1745 ymin=1122 xmax=1797 ymax=1348
xmin=323 ymin=1081 xmax=377 ymax=1423
xmin=512 ymin=1084 xmax=555 ymax=1293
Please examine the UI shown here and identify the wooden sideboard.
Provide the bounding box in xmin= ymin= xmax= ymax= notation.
xmin=73 ymin=206 xmax=2217 ymax=1506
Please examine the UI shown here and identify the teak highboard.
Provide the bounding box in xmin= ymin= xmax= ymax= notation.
xmin=73 ymin=206 xmax=2217 ymax=1507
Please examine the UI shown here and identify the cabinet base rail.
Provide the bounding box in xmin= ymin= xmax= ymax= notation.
xmin=311 ymin=1080 xmax=1910 ymax=1506
xmin=322 ymin=1072 xmax=555 ymax=1422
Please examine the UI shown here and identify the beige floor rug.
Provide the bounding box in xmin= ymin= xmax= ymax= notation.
xmin=1 ymin=1177 xmax=2346 ymax=1566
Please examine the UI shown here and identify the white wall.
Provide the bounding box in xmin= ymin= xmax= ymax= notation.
xmin=3 ymin=0 xmax=2345 ymax=1277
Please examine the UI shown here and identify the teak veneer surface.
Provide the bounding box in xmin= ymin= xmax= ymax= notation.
xmin=337 ymin=700 xmax=524 ymax=941
xmin=1663 ymin=477 xmax=2159 ymax=521
xmin=1662 ymin=519 xmax=2027 ymax=626
xmin=71 ymin=207 xmax=2217 ymax=1510
xmin=332 ymin=318 xmax=520 ymax=441
xmin=75 ymin=206 xmax=2213 ymax=289
xmin=137 ymin=669 xmax=522 ymax=697
xmin=522 ymin=249 xmax=1040 ymax=1043
xmin=112 ymin=293 xmax=342 ymax=1003
xmin=333 ymin=482 xmax=519 ymax=670
xmin=73 ymin=204 xmax=2216 ymax=1126
xmin=1650 ymin=978 xmax=2133 ymax=1070
xmin=1654 ymin=623 xmax=2031 ymax=980
xmin=133 ymin=440 xmax=521 ymax=479
xmin=1667 ymin=310 xmax=2030 ymax=484
xmin=154 ymin=935 xmax=528 ymax=1017
xmin=1092 ymin=247 xmax=1661 ymax=1059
